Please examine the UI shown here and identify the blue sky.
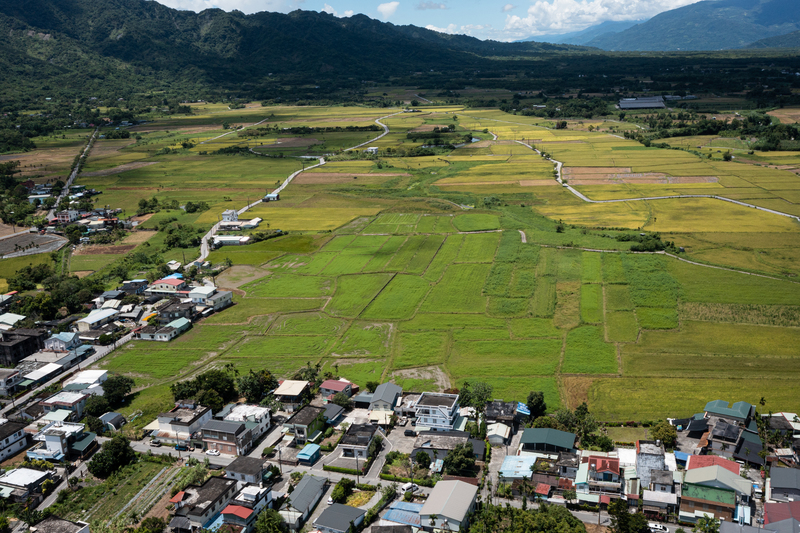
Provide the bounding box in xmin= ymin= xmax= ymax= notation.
xmin=154 ymin=0 xmax=704 ymax=41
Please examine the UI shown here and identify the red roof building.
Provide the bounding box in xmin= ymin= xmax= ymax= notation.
xmin=319 ymin=379 xmax=354 ymax=398
xmin=535 ymin=483 xmax=551 ymax=496
xmin=170 ymin=491 xmax=186 ymax=504
xmin=584 ymin=456 xmax=621 ymax=474
xmin=222 ymin=505 xmax=253 ymax=520
xmin=765 ymin=501 xmax=800 ymax=524
xmin=686 ymin=455 xmax=740 ymax=475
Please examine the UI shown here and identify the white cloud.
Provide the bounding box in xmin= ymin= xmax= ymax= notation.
xmin=322 ymin=3 xmax=353 ymax=16
xmin=504 ymin=0 xmax=703 ymax=36
xmin=154 ymin=0 xmax=291 ymax=14
xmin=502 ymin=3 xmax=515 ymax=12
xmin=425 ymin=23 xmax=458 ymax=34
xmin=416 ymin=1 xmax=446 ymax=9
xmin=377 ymin=1 xmax=400 ymax=18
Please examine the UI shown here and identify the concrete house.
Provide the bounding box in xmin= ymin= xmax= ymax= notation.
xmin=557 ymin=452 xmax=580 ymax=479
xmin=274 ymin=380 xmax=310 ymax=413
xmin=314 ymin=504 xmax=366 ymax=533
xmin=338 ymin=423 xmax=379 ymax=459
xmin=220 ymin=484 xmax=272 ymax=533
xmin=0 ymin=369 xmax=22 ymax=397
xmin=41 ymin=391 xmax=89 ymax=419
xmin=225 ymin=456 xmax=269 ymax=485
xmin=220 ymin=403 xmax=271 ymax=441
xmin=76 ymin=309 xmax=118 ymax=332
xmin=0 ymin=467 xmax=54 ymax=505
xmin=0 ymin=419 xmax=29 ymax=461
xmin=201 ymin=420 xmax=252 ymax=456
xmin=170 ymin=476 xmax=238 ymax=532
xmin=577 ymin=455 xmax=622 ymax=495
xmin=222 ymin=209 xmax=239 ymax=222
xmin=420 ymin=480 xmax=478 ymax=532
xmin=29 ymin=516 xmax=90 ymax=533
xmin=44 ymin=332 xmax=81 ymax=352
xmin=145 ymin=278 xmax=188 ymax=296
xmin=680 ymin=483 xmax=736 ymax=523
xmin=414 ymin=392 xmax=460 ymax=432
xmin=636 ymin=440 xmax=666 ymax=489
xmin=283 ymin=405 xmax=325 ymax=446
xmin=156 ymin=401 xmax=212 ymax=443
xmin=280 ymin=475 xmax=326 ymax=531
xmin=705 ymin=400 xmax=755 ymax=425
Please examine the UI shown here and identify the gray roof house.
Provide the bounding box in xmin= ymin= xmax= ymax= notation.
xmin=420 ymin=480 xmax=478 ymax=531
xmin=281 ymin=475 xmax=326 ymax=531
xmin=771 ymin=519 xmax=800 ymax=533
xmin=771 ymin=468 xmax=800 ymax=502
xmin=370 ymin=383 xmax=402 ymax=412
xmin=314 ymin=503 xmax=366 ymax=533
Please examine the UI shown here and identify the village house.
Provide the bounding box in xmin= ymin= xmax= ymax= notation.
xmin=338 ymin=423 xmax=380 ymax=459
xmin=319 ymin=378 xmax=354 ymax=399
xmin=280 ymin=475 xmax=326 ymax=531
xmin=283 ymin=405 xmax=325 ymax=446
xmin=0 ymin=419 xmax=28 ymax=461
xmin=220 ymin=484 xmax=272 ymax=533
xmin=155 ymin=401 xmax=212 ymax=444
xmin=41 ymin=391 xmax=89 ymax=420
xmin=314 ymin=504 xmax=366 ymax=533
xmin=169 ymin=476 xmax=238 ymax=532
xmin=414 ymin=392 xmax=460 ymax=432
xmin=219 ymin=403 xmax=271 ymax=441
xmin=201 ymin=420 xmax=252 ymax=456
xmin=420 ymin=480 xmax=478 ymax=532
xmin=274 ymin=380 xmax=310 ymax=413
xmin=44 ymin=332 xmax=81 ymax=352
xmin=225 ymin=456 xmax=269 ymax=485
xmin=145 ymin=278 xmax=188 ymax=296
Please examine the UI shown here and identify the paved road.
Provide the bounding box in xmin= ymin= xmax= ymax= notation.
xmin=0 ymin=332 xmax=134 ymax=417
xmin=47 ymin=129 xmax=98 ymax=220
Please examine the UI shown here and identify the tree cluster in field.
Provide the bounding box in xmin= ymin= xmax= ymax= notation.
xmin=239 ymin=124 xmax=381 ymax=138
xmin=0 ymin=161 xmax=48 ymax=226
xmin=9 ymin=266 xmax=107 ymax=321
xmin=529 ymin=402 xmax=612 ymax=451
xmin=467 ymin=502 xmax=586 ymax=533
xmin=509 ymin=97 xmax=611 ymax=119
xmin=616 ymin=232 xmax=677 ymax=253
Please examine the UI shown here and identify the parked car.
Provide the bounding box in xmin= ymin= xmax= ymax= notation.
xmin=404 ymin=429 xmax=416 ymax=437
xmin=175 ymin=444 xmax=189 ymax=451
xmin=401 ymin=482 xmax=419 ymax=493
xmin=327 ymin=497 xmax=334 ymax=505
xmin=150 ymin=439 xmax=162 ymax=447
xmin=648 ymin=523 xmax=668 ymax=533
xmin=206 ymin=449 xmax=220 ymax=456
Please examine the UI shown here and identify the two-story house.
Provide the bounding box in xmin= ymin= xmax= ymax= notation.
xmin=145 ymin=278 xmax=188 ymax=296
xmin=221 ymin=484 xmax=272 ymax=533
xmin=156 ymin=401 xmax=212 ymax=444
xmin=157 ymin=300 xmax=195 ymax=325
xmin=0 ymin=369 xmax=21 ymax=397
xmin=370 ymin=383 xmax=402 ymax=412
xmin=319 ymin=379 xmax=354 ymax=399
xmin=201 ymin=420 xmax=252 ymax=456
xmin=41 ymin=391 xmax=89 ymax=420
xmin=338 ymin=423 xmax=380 ymax=459
xmin=577 ymin=456 xmax=622 ymax=495
xmin=0 ymin=419 xmax=28 ymax=461
xmin=170 ymin=477 xmax=238 ymax=532
xmin=414 ymin=392 xmax=460 ymax=432
xmin=283 ymin=406 xmax=325 ymax=446
xmin=118 ymin=279 xmax=148 ymax=295
xmin=225 ymin=456 xmax=269 ymax=485
xmin=221 ymin=403 xmax=271 ymax=441
xmin=274 ymin=380 xmax=310 ymax=413
xmin=44 ymin=332 xmax=81 ymax=352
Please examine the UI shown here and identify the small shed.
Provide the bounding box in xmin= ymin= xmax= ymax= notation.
xmin=264 ymin=193 xmax=280 ymax=202
xmin=297 ymin=444 xmax=320 ymax=466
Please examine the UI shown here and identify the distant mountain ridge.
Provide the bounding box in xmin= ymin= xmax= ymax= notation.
xmin=525 ymin=20 xmax=646 ymax=46
xmin=746 ymin=30 xmax=800 ymax=48
xmin=585 ymin=0 xmax=800 ymax=51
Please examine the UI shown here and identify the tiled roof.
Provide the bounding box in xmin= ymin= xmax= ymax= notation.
xmin=687 ymin=455 xmax=740 ymax=475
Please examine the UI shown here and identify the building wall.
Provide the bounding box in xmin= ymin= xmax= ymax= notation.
xmin=0 ymin=432 xmax=28 ymax=461
xmin=680 ymin=500 xmax=734 ymax=522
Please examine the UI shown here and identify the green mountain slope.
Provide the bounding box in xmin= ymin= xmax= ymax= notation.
xmin=746 ymin=30 xmax=800 ymax=48
xmin=586 ymin=0 xmax=800 ymax=51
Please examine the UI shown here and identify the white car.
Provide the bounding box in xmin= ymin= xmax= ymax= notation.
xmin=327 ymin=497 xmax=334 ymax=505
xmin=649 ymin=523 xmax=668 ymax=533
xmin=206 ymin=449 xmax=221 ymax=456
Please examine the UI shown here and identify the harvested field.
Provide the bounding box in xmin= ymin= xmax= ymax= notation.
xmin=71 ymin=271 xmax=94 ymax=278
xmin=80 ymin=161 xmax=160 ymax=177
xmin=257 ymin=137 xmax=318 ymax=148
xmin=74 ymin=244 xmax=137 ymax=256
xmin=564 ymin=167 xmax=632 ymax=175
xmin=439 ymin=180 xmax=519 ymax=186
xmin=519 ymin=180 xmax=559 ymax=186
xmin=409 ymin=124 xmax=440 ymax=132
xmin=120 ymin=231 xmax=155 ymax=245
xmin=293 ymin=172 xmax=409 ymax=184
xmin=568 ymin=174 xmax=719 ymax=185
xmin=0 ymin=233 xmax=67 ymax=257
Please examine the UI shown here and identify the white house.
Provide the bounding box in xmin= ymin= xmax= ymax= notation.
xmin=44 ymin=332 xmax=81 ymax=352
xmin=222 ymin=404 xmax=271 ymax=440
xmin=414 ymin=392 xmax=460 ymax=432
xmin=222 ymin=209 xmax=239 ymax=222
xmin=76 ymin=309 xmax=118 ymax=332
xmin=155 ymin=401 xmax=212 ymax=443
xmin=189 ymin=286 xmax=217 ymax=304
xmin=0 ymin=419 xmax=28 ymax=461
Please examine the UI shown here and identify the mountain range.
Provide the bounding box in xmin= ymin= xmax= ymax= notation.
xmin=528 ymin=20 xmax=646 ymax=46
xmin=583 ymin=0 xmax=800 ymax=51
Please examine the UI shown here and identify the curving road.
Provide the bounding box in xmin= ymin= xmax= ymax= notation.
xmin=47 ymin=128 xmax=99 ymax=220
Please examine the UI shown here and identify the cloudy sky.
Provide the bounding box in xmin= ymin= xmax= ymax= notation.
xmin=153 ymin=0 xmax=705 ymax=41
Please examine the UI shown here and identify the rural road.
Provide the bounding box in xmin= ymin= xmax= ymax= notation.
xmin=47 ymin=128 xmax=99 ymax=220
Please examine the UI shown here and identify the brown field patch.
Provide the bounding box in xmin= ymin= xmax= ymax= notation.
xmin=566 ymin=171 xmax=718 ymax=185
xmin=130 ymin=214 xmax=155 ymax=224
xmin=410 ymin=124 xmax=439 ymax=132
xmin=519 ymin=180 xmax=560 ymax=186
xmin=438 ymin=180 xmax=519 ymax=186
xmin=564 ymin=167 xmax=632 ymax=175
xmin=539 ymin=140 xmax=587 ymax=144
xmin=293 ymin=172 xmax=408 ymax=184
xmin=74 ymin=244 xmax=136 ymax=256
xmin=81 ymin=161 xmax=160 ymax=177
xmin=71 ymin=270 xmax=94 ymax=278
xmin=769 ymin=108 xmax=800 ymax=124
xmin=120 ymin=231 xmax=155 ymax=245
xmin=217 ymin=265 xmax=271 ymax=290
xmin=130 ymin=124 xmax=222 ymax=134
xmin=562 ymin=376 xmax=597 ymax=410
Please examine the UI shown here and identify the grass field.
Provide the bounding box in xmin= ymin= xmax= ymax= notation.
xmin=40 ymin=103 xmax=800 ymax=423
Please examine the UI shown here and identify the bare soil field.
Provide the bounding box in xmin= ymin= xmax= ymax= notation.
xmin=120 ymin=231 xmax=155 ymax=245
xmin=71 ymin=271 xmax=94 ymax=278
xmin=519 ymin=180 xmax=560 ymax=186
xmin=769 ymin=108 xmax=800 ymax=124
xmin=81 ymin=161 xmax=159 ymax=177
xmin=74 ymin=244 xmax=137 ymax=256
xmin=569 ymin=174 xmax=718 ymax=185
xmin=259 ymin=137 xmax=319 ymax=148
xmin=564 ymin=167 xmax=632 ymax=175
xmin=217 ymin=265 xmax=271 ymax=289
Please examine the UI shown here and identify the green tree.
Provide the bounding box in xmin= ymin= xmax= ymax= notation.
xmin=460 ymin=381 xmax=493 ymax=419
xmin=331 ymin=392 xmax=353 ymax=410
xmin=196 ymin=389 xmax=224 ymax=413
xmin=138 ymin=517 xmax=166 ymax=533
xmin=526 ymin=391 xmax=547 ymax=420
xmin=366 ymin=381 xmax=379 ymax=393
xmin=608 ymin=498 xmax=649 ymax=533
xmin=443 ymin=442 xmax=476 ymax=476
xmin=88 ymin=435 xmax=137 ymax=478
xmin=84 ymin=395 xmax=109 ymax=417
xmin=237 ymin=369 xmax=279 ymax=404
xmin=86 ymin=415 xmax=105 ymax=434
xmin=650 ymin=420 xmax=678 ymax=448
xmin=253 ymin=509 xmax=287 ymax=533
xmin=103 ymin=375 xmax=135 ymax=406
xmin=415 ymin=451 xmax=431 ymax=469
xmin=694 ymin=517 xmax=720 ymax=533
xmin=331 ymin=478 xmax=355 ymax=503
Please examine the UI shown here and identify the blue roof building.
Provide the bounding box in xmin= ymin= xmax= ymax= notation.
xmin=297 ymin=444 xmax=320 ymax=465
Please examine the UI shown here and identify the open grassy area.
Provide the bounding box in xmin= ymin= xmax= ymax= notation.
xmin=32 ymin=103 xmax=796 ymax=423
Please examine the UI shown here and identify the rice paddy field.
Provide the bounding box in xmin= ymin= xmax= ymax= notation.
xmin=7 ymin=103 xmax=800 ymax=424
